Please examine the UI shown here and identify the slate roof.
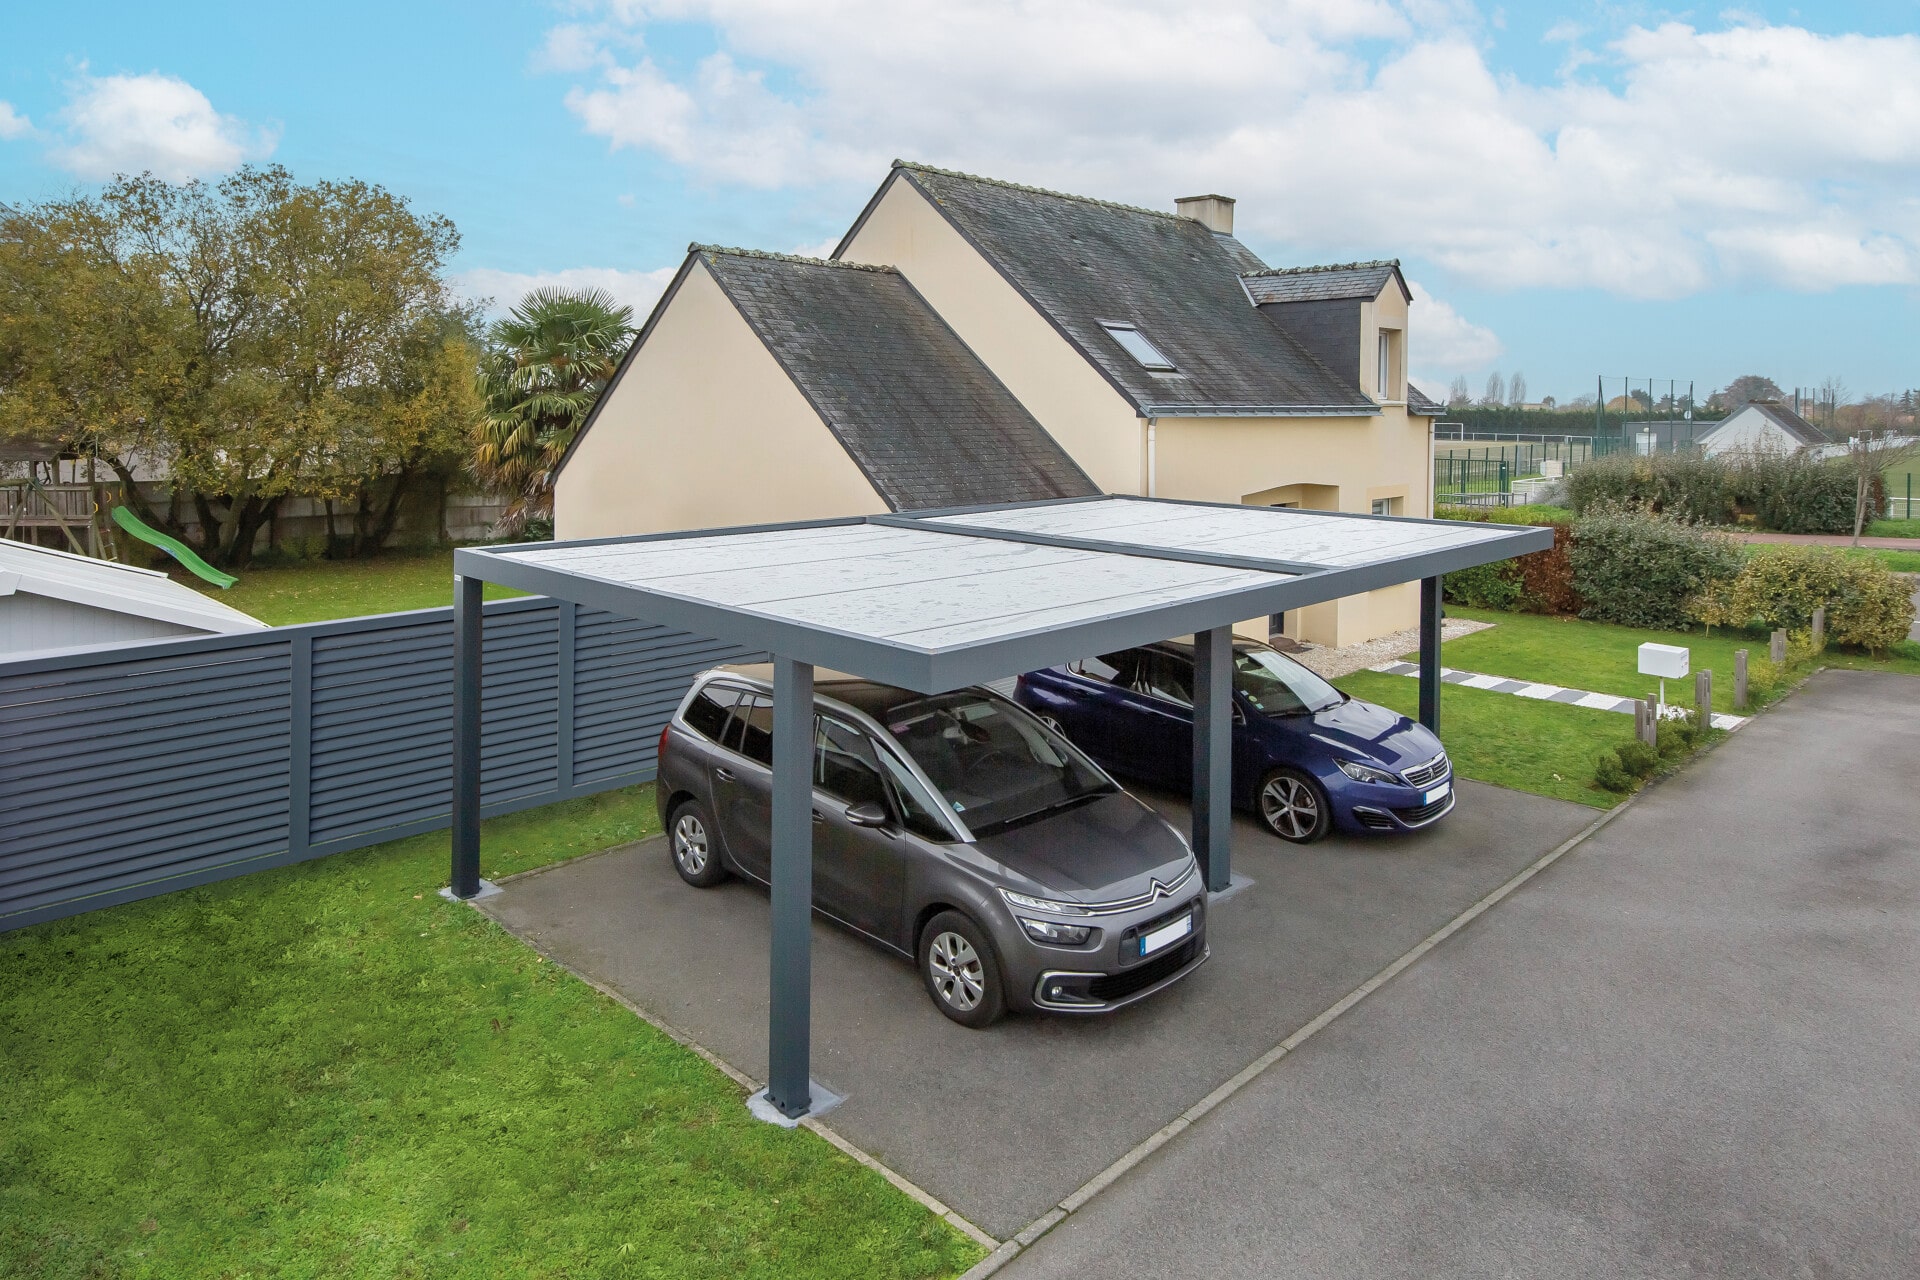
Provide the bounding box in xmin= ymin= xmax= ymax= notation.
xmin=696 ymin=247 xmax=1099 ymax=510
xmin=1406 ymin=383 xmax=1445 ymax=418
xmin=881 ymin=163 xmax=1375 ymax=417
xmin=1240 ymin=260 xmax=1409 ymax=305
xmin=1739 ymin=400 xmax=1833 ymax=446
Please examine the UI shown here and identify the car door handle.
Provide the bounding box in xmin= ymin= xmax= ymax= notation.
xmin=713 ymin=766 xmax=736 ymax=782
xmin=812 ymin=809 xmax=826 ymax=824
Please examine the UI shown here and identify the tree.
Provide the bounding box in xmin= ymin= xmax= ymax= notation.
xmin=1843 ymin=430 xmax=1915 ymax=545
xmin=1481 ymin=371 xmax=1505 ymax=406
xmin=0 ymin=167 xmax=477 ymax=566
xmin=1447 ymin=374 xmax=1471 ymax=406
xmin=1508 ymin=371 xmax=1528 ymax=407
xmin=472 ymin=287 xmax=635 ymax=530
xmin=1717 ymin=374 xmax=1784 ymax=410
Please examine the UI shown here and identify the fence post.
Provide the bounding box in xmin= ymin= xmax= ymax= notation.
xmin=1734 ymin=650 xmax=1748 ymax=711
xmin=1771 ymin=629 xmax=1787 ymax=664
xmin=288 ymin=632 xmax=312 ymax=860
xmin=556 ymin=600 xmax=576 ymax=798
xmin=1695 ymin=670 xmax=1711 ymax=722
xmin=1811 ymin=606 xmax=1826 ymax=650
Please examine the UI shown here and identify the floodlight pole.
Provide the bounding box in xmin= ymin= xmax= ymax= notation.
xmin=1419 ymin=576 xmax=1443 ymax=734
xmin=450 ymin=573 xmax=483 ymax=899
xmin=1192 ymin=625 xmax=1233 ymax=893
xmin=767 ymin=656 xmax=815 ymax=1118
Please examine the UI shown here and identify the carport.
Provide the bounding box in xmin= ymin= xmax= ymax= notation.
xmin=450 ymin=495 xmax=1551 ymax=1119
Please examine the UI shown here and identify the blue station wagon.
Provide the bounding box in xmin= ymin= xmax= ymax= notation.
xmin=1014 ymin=637 xmax=1453 ymax=842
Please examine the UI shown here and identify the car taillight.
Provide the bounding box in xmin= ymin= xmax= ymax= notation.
xmin=658 ymin=723 xmax=671 ymax=760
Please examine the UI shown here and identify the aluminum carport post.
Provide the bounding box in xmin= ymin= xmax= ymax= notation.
xmin=449 ymin=572 xmax=483 ymax=900
xmin=767 ymin=656 xmax=815 ymax=1118
xmin=1191 ymin=625 xmax=1233 ymax=893
xmin=1418 ymin=575 xmax=1443 ymax=735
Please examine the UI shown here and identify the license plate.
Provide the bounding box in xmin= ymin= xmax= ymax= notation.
xmin=1423 ymin=781 xmax=1451 ymax=805
xmin=1139 ymin=913 xmax=1192 ymax=957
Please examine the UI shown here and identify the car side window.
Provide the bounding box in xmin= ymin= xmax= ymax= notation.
xmin=816 ymin=718 xmax=891 ymax=810
xmin=1069 ymin=653 xmax=1126 ymax=684
xmin=1140 ymin=652 xmax=1194 ymax=708
xmin=682 ymin=684 xmax=739 ymax=742
xmin=872 ymin=747 xmax=956 ymax=842
xmin=730 ymin=695 xmax=774 ymax=766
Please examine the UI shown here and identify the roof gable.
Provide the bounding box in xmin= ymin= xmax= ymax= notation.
xmin=1740 ymin=400 xmax=1831 ymax=446
xmin=883 ymin=163 xmax=1374 ymax=417
xmin=697 ymin=248 xmax=1098 ymax=510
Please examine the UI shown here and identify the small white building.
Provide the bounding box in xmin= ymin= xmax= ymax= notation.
xmin=0 ymin=540 xmax=268 ymax=659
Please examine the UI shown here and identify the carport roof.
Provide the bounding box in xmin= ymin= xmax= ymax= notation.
xmin=455 ymin=496 xmax=1551 ymax=693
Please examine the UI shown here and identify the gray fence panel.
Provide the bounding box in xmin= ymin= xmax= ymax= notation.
xmin=0 ymin=596 xmax=760 ymax=933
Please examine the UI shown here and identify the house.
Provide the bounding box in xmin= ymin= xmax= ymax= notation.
xmin=0 ymin=539 xmax=267 ymax=658
xmin=1624 ymin=399 xmax=1831 ymax=457
xmin=557 ymin=162 xmax=1445 ymax=647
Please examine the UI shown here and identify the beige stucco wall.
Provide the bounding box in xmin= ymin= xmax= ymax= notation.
xmin=838 ymin=178 xmax=1144 ymax=493
xmin=554 ymin=261 xmax=884 ymax=541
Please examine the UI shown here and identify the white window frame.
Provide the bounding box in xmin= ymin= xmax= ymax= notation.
xmin=1101 ymin=321 xmax=1177 ymax=372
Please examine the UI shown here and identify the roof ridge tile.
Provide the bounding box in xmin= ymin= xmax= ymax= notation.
xmin=892 ymin=160 xmax=1185 ymax=223
xmin=692 ymin=243 xmax=897 ymax=273
xmin=1242 ymin=259 xmax=1400 ymax=279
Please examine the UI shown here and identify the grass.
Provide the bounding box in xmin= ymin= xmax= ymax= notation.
xmin=1737 ymin=542 xmax=1920 ymax=574
xmin=0 ymin=785 xmax=983 ymax=1280
xmin=1867 ymin=516 xmax=1920 ymax=539
xmin=175 ymin=549 xmax=522 ymax=625
xmin=1336 ymin=671 xmax=1626 ymax=808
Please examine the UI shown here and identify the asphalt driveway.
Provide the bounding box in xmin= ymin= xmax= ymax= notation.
xmin=1003 ymin=669 xmax=1920 ymax=1277
xmin=479 ymin=779 xmax=1596 ymax=1239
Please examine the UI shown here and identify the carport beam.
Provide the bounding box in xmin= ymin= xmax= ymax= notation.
xmin=767 ymin=656 xmax=815 ymax=1118
xmin=1419 ymin=575 xmax=1442 ymax=734
xmin=1192 ymin=625 xmax=1233 ymax=893
xmin=450 ymin=573 xmax=483 ymax=900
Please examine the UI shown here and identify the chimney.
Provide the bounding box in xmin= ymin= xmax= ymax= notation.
xmin=1175 ymin=194 xmax=1235 ymax=236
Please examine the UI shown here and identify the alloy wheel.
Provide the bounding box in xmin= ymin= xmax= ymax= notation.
xmin=672 ymin=812 xmax=709 ymax=876
xmin=927 ymin=931 xmax=985 ymax=1011
xmin=1260 ymin=775 xmax=1320 ymax=840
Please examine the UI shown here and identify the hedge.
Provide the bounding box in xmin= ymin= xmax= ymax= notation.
xmin=1434 ymin=504 xmax=1579 ymax=615
xmin=1567 ymin=507 xmax=1744 ymax=630
xmin=1716 ymin=546 xmax=1916 ymax=652
xmin=1565 ymin=448 xmax=1883 ymax=536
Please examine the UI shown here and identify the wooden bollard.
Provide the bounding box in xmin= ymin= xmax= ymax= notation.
xmin=1636 ymin=698 xmax=1658 ymax=747
xmin=1811 ymin=606 xmax=1826 ymax=649
xmin=1695 ymin=670 xmax=1711 ymax=720
xmin=1734 ymin=650 xmax=1749 ymax=710
xmin=1771 ymin=629 xmax=1787 ymax=663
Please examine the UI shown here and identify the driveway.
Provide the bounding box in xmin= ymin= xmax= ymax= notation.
xmin=1003 ymin=669 xmax=1920 ymax=1277
xmin=478 ymin=779 xmax=1596 ymax=1240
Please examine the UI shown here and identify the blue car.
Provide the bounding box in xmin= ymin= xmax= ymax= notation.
xmin=1014 ymin=637 xmax=1453 ymax=843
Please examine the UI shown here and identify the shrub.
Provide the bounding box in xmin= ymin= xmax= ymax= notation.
xmin=1566 ymin=451 xmax=1737 ymax=522
xmin=1726 ymin=546 xmax=1917 ymax=652
xmin=1435 ymin=505 xmax=1579 ymax=615
xmin=1656 ymin=709 xmax=1705 ymax=759
xmin=1615 ymin=738 xmax=1661 ymax=777
xmin=1442 ymin=559 xmax=1524 ymax=610
xmin=1568 ymin=506 xmax=1744 ymax=630
xmin=1725 ymin=447 xmax=1873 ymax=535
xmin=1594 ymin=748 xmax=1635 ymax=793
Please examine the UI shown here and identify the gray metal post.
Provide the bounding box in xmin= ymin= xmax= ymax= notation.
xmin=1734 ymin=650 xmax=1749 ymax=710
xmin=767 ymin=656 xmax=815 ymax=1118
xmin=1418 ymin=576 xmax=1443 ymax=733
xmin=1191 ymin=625 xmax=1233 ymax=893
xmin=450 ymin=573 xmax=483 ymax=899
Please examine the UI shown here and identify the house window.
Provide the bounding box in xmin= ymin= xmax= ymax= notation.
xmin=1377 ymin=330 xmax=1393 ymax=398
xmin=1102 ymin=322 xmax=1176 ymax=372
xmin=1371 ymin=498 xmax=1398 ymax=516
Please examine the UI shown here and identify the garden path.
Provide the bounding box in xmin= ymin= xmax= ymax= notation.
xmin=1368 ymin=659 xmax=1749 ymax=731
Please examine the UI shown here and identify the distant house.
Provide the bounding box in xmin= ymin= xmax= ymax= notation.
xmin=0 ymin=540 xmax=266 ymax=658
xmin=559 ymin=162 xmax=1446 ymax=647
xmin=1624 ymin=399 xmax=1834 ymax=458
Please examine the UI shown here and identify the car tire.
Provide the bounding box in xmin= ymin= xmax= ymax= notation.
xmin=667 ymin=799 xmax=728 ymax=887
xmin=1256 ymin=767 xmax=1331 ymax=844
xmin=918 ymin=910 xmax=1007 ymax=1028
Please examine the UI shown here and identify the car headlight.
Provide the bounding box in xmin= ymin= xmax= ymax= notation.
xmin=1001 ymin=888 xmax=1092 ymax=916
xmin=1335 ymin=758 xmax=1400 ymax=785
xmin=1018 ymin=916 xmax=1094 ymax=946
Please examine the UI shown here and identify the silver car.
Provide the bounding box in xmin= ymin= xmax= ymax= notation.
xmin=656 ymin=665 xmax=1209 ymax=1027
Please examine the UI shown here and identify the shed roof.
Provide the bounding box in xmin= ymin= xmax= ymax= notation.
xmin=458 ymin=496 xmax=1549 ymax=693
xmin=0 ymin=540 xmax=267 ymax=635
xmin=696 ymin=247 xmax=1098 ymax=509
xmin=867 ymin=163 xmax=1375 ymax=418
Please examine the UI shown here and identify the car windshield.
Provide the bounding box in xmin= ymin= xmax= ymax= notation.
xmin=1234 ymin=646 xmax=1344 ymax=716
xmin=882 ymin=692 xmax=1114 ymax=836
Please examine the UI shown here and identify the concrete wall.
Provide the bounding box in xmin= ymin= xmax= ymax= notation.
xmin=0 ymin=592 xmax=200 ymax=658
xmin=555 ymin=261 xmax=885 ymax=541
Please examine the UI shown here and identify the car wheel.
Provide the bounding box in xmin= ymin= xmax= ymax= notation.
xmin=1036 ymin=713 xmax=1066 ymax=734
xmin=667 ymin=800 xmax=728 ymax=887
xmin=918 ymin=910 xmax=1007 ymax=1028
xmin=1257 ymin=768 xmax=1331 ymax=843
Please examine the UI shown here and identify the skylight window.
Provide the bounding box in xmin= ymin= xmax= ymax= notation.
xmin=1101 ymin=322 xmax=1177 ymax=372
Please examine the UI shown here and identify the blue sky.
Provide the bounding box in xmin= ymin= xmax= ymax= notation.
xmin=3 ymin=1 xmax=1916 ymax=404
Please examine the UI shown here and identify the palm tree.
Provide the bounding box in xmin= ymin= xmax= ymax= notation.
xmin=472 ymin=287 xmax=635 ymax=530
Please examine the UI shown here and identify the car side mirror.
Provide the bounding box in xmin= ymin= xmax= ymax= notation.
xmin=845 ymin=801 xmax=890 ymax=828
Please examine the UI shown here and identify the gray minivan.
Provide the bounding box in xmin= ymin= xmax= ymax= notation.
xmin=656 ymin=665 xmax=1208 ymax=1026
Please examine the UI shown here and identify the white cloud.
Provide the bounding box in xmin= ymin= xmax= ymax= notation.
xmin=1406 ymin=279 xmax=1501 ymax=385
xmin=455 ymin=264 xmax=681 ymax=319
xmin=546 ymin=5 xmax=1920 ymax=298
xmin=51 ymin=73 xmax=276 ymax=181
xmin=0 ymin=101 xmax=31 ymax=140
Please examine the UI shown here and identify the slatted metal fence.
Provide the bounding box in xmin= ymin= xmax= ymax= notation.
xmin=0 ymin=597 xmax=757 ymax=931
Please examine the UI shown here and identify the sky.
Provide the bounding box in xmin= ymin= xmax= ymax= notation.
xmin=2 ymin=1 xmax=1917 ymax=405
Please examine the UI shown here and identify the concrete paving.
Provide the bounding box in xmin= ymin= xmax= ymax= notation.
xmin=478 ymin=779 xmax=1596 ymax=1239
xmin=1003 ymin=669 xmax=1920 ymax=1278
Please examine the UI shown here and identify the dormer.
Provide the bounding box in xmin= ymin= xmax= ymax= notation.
xmin=1241 ymin=260 xmax=1412 ymax=405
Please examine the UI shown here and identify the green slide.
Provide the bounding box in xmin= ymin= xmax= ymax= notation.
xmin=111 ymin=506 xmax=239 ymax=589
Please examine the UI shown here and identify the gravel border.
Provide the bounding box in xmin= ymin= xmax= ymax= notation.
xmin=1286 ymin=618 xmax=1495 ymax=680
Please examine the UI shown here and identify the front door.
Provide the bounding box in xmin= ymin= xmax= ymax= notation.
xmin=711 ymin=693 xmax=774 ymax=880
xmin=811 ymin=717 xmax=907 ymax=942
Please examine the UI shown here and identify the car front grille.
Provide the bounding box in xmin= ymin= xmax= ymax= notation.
xmin=1353 ymin=807 xmax=1396 ymax=831
xmin=1392 ymin=794 xmax=1454 ymax=825
xmin=1087 ymin=937 xmax=1201 ymax=1001
xmin=1400 ymin=752 xmax=1450 ymax=788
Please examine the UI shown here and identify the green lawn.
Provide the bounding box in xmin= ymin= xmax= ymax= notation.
xmin=0 ymin=786 xmax=983 ymax=1280
xmin=177 ymin=550 xmax=522 ymax=625
xmin=1336 ymin=671 xmax=1625 ymax=808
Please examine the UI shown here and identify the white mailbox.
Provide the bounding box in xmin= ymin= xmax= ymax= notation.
xmin=1638 ymin=642 xmax=1690 ymax=679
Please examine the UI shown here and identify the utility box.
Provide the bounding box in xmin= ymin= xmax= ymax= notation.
xmin=1638 ymin=642 xmax=1690 ymax=679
